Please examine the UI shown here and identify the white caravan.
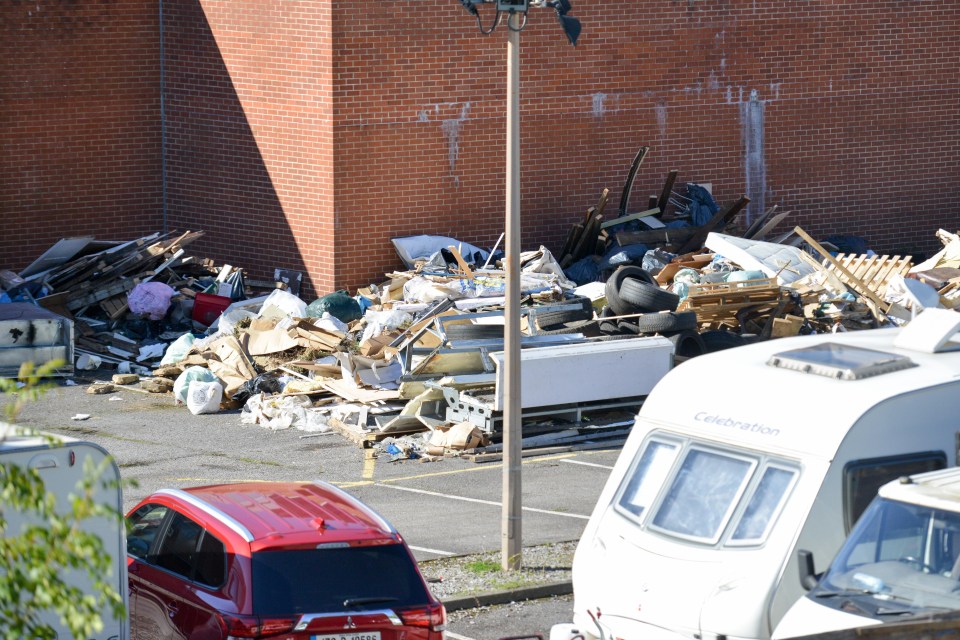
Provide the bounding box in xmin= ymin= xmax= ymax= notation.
xmin=0 ymin=425 xmax=128 ymax=640
xmin=773 ymin=466 xmax=960 ymax=638
xmin=553 ymin=309 xmax=960 ymax=640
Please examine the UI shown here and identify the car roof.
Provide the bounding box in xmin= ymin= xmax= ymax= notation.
xmin=168 ymin=481 xmax=398 ymax=547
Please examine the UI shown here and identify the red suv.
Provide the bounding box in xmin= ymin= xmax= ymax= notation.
xmin=125 ymin=481 xmax=446 ymax=639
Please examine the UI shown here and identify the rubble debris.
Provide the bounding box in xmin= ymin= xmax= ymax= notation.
xmin=86 ymin=384 xmax=115 ymax=394
xmin=9 ymin=153 xmax=958 ymax=462
xmin=140 ymin=378 xmax=174 ymax=394
xmin=112 ymin=373 xmax=140 ymax=385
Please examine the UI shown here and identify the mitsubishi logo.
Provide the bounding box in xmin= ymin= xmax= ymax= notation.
xmin=344 ymin=616 xmax=357 ymax=629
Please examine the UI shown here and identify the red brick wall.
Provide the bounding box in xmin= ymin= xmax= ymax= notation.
xmin=163 ymin=0 xmax=335 ymax=297
xmin=331 ymin=0 xmax=960 ymax=290
xmin=0 ymin=1 xmax=161 ymax=271
xmin=4 ymin=1 xmax=958 ymax=296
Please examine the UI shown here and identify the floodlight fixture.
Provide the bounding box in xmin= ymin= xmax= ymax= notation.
xmin=545 ymin=0 xmax=580 ymax=45
xmin=458 ymin=0 xmax=479 ymax=16
xmin=451 ymin=0 xmax=580 ymax=46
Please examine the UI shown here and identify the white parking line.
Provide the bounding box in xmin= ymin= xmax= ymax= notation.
xmin=445 ymin=632 xmax=476 ymax=640
xmin=560 ymin=458 xmax=615 ymax=470
xmin=407 ymin=545 xmax=457 ymax=557
xmin=378 ymin=483 xmax=589 ymax=520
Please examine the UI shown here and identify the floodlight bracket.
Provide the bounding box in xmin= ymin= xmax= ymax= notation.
xmin=497 ymin=0 xmax=528 ymax=12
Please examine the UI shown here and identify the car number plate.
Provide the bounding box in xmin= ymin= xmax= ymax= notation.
xmin=311 ymin=633 xmax=381 ymax=640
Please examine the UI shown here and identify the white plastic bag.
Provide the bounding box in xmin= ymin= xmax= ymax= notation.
xmin=173 ymin=366 xmax=219 ymax=404
xmin=160 ymin=333 xmax=196 ymax=366
xmin=218 ymin=308 xmax=258 ymax=335
xmin=360 ymin=309 xmax=413 ymax=343
xmin=257 ymin=289 xmax=307 ymax=319
xmin=186 ymin=380 xmax=223 ymax=415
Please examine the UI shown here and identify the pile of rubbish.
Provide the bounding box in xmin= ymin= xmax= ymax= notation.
xmin=0 ymin=231 xmax=256 ymax=375
xmin=4 ymin=147 xmax=960 ymax=461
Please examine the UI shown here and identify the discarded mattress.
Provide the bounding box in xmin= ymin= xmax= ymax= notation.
xmin=705 ymin=232 xmax=816 ymax=285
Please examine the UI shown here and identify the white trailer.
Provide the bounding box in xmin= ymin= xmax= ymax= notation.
xmin=1 ymin=425 xmax=128 ymax=640
xmin=553 ymin=309 xmax=960 ymax=640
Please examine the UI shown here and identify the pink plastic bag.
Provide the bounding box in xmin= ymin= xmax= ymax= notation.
xmin=128 ymin=282 xmax=176 ymax=320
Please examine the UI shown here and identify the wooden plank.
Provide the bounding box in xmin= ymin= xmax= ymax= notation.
xmin=872 ymin=256 xmax=907 ymax=288
xmin=618 ymin=146 xmax=649 ymax=217
xmin=66 ymin=278 xmax=138 ymax=311
xmin=794 ymin=227 xmax=889 ymax=322
xmin=557 ymin=224 xmax=581 ymax=261
xmin=826 ymin=253 xmax=912 ymax=296
xmin=445 ymin=245 xmax=475 ymax=281
xmin=568 ymin=195 xmax=606 ymax=263
xmin=614 ymin=225 xmax=698 ymax=248
xmin=656 ymin=169 xmax=679 ymax=214
xmin=859 ymin=255 xmax=887 ymax=287
xmin=750 ymin=209 xmax=791 ymax=240
xmin=674 ymin=196 xmax=750 ymax=254
xmin=743 ymin=204 xmax=778 ymax=239
xmin=599 ymin=207 xmax=660 ymax=230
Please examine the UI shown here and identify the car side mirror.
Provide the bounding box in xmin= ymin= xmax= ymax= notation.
xmin=798 ymin=549 xmax=821 ymax=590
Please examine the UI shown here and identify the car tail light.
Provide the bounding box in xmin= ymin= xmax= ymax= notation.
xmin=217 ymin=613 xmax=297 ymax=638
xmin=398 ymin=602 xmax=446 ymax=633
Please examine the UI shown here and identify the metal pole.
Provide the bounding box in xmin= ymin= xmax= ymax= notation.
xmin=501 ymin=10 xmax=522 ymax=572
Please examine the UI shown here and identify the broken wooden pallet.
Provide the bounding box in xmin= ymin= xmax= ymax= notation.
xmin=824 ymin=253 xmax=912 ymax=297
xmin=679 ymin=277 xmax=782 ymax=328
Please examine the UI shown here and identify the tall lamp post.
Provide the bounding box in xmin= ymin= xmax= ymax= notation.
xmin=454 ymin=0 xmax=581 ymax=571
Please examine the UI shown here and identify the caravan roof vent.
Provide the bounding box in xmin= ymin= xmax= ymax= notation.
xmin=767 ymin=342 xmax=917 ymax=380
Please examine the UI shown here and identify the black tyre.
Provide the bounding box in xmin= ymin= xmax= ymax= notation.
xmin=700 ymin=329 xmax=750 ymax=353
xmin=598 ymin=319 xmax=621 ymax=334
xmin=604 ymin=275 xmax=632 ymax=315
xmin=618 ymin=277 xmax=680 ymax=312
xmin=605 ymin=267 xmax=649 ymax=315
xmin=669 ymin=330 xmax=706 ymax=359
xmin=631 ymin=311 xmax=698 ymax=335
xmin=537 ymin=319 xmax=602 ymax=337
xmin=610 ymin=265 xmax=657 ymax=288
xmin=617 ymin=319 xmax=641 ymax=335
xmin=533 ymin=296 xmax=594 ymax=328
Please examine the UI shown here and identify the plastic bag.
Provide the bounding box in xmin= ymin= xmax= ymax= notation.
xmin=186 ymin=380 xmax=223 ymax=415
xmin=160 ymin=332 xmax=196 ymax=366
xmin=360 ymin=309 xmax=413 ymax=343
xmin=128 ymin=282 xmax=176 ymax=321
xmin=218 ymin=308 xmax=258 ymax=335
xmin=173 ymin=366 xmax=219 ymax=405
xmin=306 ymin=290 xmax=362 ymax=323
xmin=241 ymin=393 xmax=329 ymax=431
xmin=257 ymin=289 xmax=307 ymax=319
xmin=597 ymin=243 xmax=649 ymax=271
xmin=233 ymin=372 xmax=285 ymax=404
xmin=642 ymin=248 xmax=676 ymax=275
xmin=314 ymin=313 xmax=349 ymax=333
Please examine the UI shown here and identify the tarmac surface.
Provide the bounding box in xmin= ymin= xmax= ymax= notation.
xmin=3 ymin=370 xmax=626 ymax=637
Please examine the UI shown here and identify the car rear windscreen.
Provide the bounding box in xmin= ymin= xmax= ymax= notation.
xmin=252 ymin=543 xmax=431 ymax=615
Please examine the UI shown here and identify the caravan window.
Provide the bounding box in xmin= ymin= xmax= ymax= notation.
xmin=615 ymin=434 xmax=797 ymax=547
xmin=844 ymin=452 xmax=946 ymax=532
xmin=617 ymin=440 xmax=679 ymax=519
xmin=729 ymin=465 xmax=797 ymax=544
xmin=650 ymin=448 xmax=755 ymax=543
